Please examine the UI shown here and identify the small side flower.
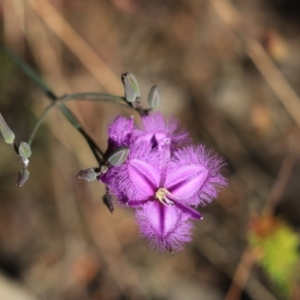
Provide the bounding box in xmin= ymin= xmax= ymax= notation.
xmin=133 ymin=112 xmax=191 ymax=150
xmin=107 ymin=115 xmax=134 ymax=148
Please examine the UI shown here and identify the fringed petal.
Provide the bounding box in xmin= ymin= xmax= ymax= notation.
xmin=135 ymin=202 xmax=193 ymax=252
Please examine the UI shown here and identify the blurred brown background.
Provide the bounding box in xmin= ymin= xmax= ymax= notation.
xmin=0 ymin=0 xmax=300 ymax=299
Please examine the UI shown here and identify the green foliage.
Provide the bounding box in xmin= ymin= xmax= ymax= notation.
xmin=249 ymin=216 xmax=300 ymax=296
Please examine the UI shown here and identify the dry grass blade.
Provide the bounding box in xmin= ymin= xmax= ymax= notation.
xmin=26 ymin=0 xmax=122 ymax=94
xmin=263 ymin=156 xmax=296 ymax=215
xmin=0 ymin=272 xmax=38 ymax=300
xmin=210 ymin=1 xmax=300 ymax=298
xmin=224 ymin=248 xmax=255 ymax=300
xmin=211 ymin=0 xmax=300 ymax=128
xmin=15 ymin=3 xmax=149 ymax=297
xmin=224 ymin=156 xmax=295 ymax=300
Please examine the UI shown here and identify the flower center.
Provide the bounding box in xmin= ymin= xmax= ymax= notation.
xmin=155 ymin=188 xmax=174 ymax=206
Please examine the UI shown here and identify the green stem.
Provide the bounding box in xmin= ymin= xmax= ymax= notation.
xmin=1 ymin=45 xmax=57 ymax=101
xmin=60 ymin=93 xmax=135 ymax=111
xmin=60 ymin=93 xmax=125 ymax=102
xmin=28 ymin=103 xmax=55 ymax=146
xmin=2 ymin=45 xmax=105 ymax=164
xmin=57 ymin=103 xmax=103 ymax=163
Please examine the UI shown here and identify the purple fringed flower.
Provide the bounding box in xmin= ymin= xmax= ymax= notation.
xmin=100 ymin=112 xmax=227 ymax=252
xmin=102 ymin=140 xmax=226 ymax=251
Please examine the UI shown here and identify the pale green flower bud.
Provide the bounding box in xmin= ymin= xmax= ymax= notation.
xmin=147 ymin=85 xmax=160 ymax=108
xmin=107 ymin=146 xmax=129 ymax=166
xmin=0 ymin=113 xmax=15 ymax=144
xmin=18 ymin=142 xmax=32 ymax=159
xmin=121 ymin=72 xmax=141 ymax=103
xmin=77 ymin=168 xmax=98 ymax=182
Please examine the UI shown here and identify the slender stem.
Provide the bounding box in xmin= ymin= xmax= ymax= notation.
xmin=60 ymin=93 xmax=125 ymax=102
xmin=2 ymin=46 xmax=143 ymax=165
xmin=77 ymin=127 xmax=103 ymax=165
xmin=60 ymin=93 xmax=135 ymax=111
xmin=2 ymin=46 xmax=105 ymax=164
xmin=28 ymin=103 xmax=55 ymax=145
xmin=0 ymin=44 xmax=57 ymax=101
xmin=57 ymin=103 xmax=103 ymax=164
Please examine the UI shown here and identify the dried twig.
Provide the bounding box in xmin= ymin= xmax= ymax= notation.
xmin=211 ymin=0 xmax=300 ymax=128
xmin=210 ymin=1 xmax=299 ymax=298
xmin=27 ymin=0 xmax=122 ymax=94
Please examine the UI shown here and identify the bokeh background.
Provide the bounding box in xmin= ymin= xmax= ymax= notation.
xmin=0 ymin=0 xmax=300 ymax=299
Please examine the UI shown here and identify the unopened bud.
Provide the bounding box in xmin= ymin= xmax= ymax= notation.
xmin=147 ymin=85 xmax=160 ymax=108
xmin=0 ymin=113 xmax=15 ymax=144
xmin=16 ymin=169 xmax=30 ymax=187
xmin=103 ymin=193 xmax=114 ymax=213
xmin=18 ymin=142 xmax=32 ymax=159
xmin=121 ymin=72 xmax=141 ymax=103
xmin=107 ymin=146 xmax=129 ymax=166
xmin=77 ymin=168 xmax=98 ymax=182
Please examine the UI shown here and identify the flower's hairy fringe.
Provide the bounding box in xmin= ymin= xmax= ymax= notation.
xmin=135 ymin=204 xmax=193 ymax=252
xmin=171 ymin=145 xmax=228 ymax=205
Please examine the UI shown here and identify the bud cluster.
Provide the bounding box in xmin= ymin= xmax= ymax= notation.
xmin=0 ymin=113 xmax=32 ymax=187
